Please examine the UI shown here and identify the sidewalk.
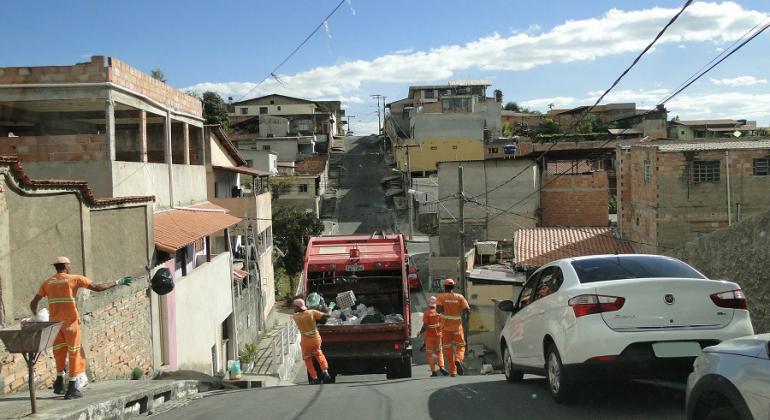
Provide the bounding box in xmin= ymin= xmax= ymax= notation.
xmin=0 ymin=380 xmax=198 ymax=420
xmin=245 ymin=306 xmax=302 ymax=381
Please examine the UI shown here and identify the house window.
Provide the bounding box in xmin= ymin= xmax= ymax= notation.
xmin=488 ymin=148 xmax=498 ymax=154
xmin=246 ymin=159 xmax=253 ymax=168
xmin=270 ymin=100 xmax=275 ymax=105
xmin=259 ymin=107 xmax=268 ymax=114
xmin=240 ymin=107 xmax=248 ymax=115
xmin=299 ymin=184 xmax=308 ymax=193
xmin=424 ymin=90 xmax=435 ymax=99
xmin=452 ymin=145 xmax=458 ymax=150
xmin=430 ymin=145 xmax=438 ymax=151
xmin=692 ymin=160 xmax=720 ymax=183
xmin=643 ymin=160 xmax=651 ymax=182
xmin=277 ymin=106 xmax=282 ymax=111
xmin=262 ymin=145 xmax=271 ymax=151
xmin=753 ymin=158 xmax=769 ymax=176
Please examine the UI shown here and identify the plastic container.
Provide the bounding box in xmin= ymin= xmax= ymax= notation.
xmin=335 ymin=290 xmax=356 ymax=309
xmin=227 ymin=360 xmax=242 ymax=380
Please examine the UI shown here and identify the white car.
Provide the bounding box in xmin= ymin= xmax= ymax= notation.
xmin=686 ymin=334 xmax=770 ymax=420
xmin=497 ymin=254 xmax=754 ymax=403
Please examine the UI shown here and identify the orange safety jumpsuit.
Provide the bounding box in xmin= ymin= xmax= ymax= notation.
xmin=292 ymin=309 xmax=329 ymax=380
xmin=436 ymin=292 xmax=470 ymax=375
xmin=36 ymin=273 xmax=92 ymax=378
xmin=422 ymin=308 xmax=444 ymax=373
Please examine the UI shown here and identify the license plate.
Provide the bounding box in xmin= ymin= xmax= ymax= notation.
xmin=652 ymin=342 xmax=702 ymax=358
xmin=345 ymin=264 xmax=364 ymax=272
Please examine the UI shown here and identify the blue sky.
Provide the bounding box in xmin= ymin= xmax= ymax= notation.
xmin=2 ymin=1 xmax=769 ymax=133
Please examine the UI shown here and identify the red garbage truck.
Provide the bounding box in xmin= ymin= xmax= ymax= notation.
xmin=301 ymin=233 xmax=412 ymax=381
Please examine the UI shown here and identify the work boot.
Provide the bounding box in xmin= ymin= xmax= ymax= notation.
xmin=321 ymin=371 xmax=332 ymax=384
xmin=64 ymin=381 xmax=82 ymax=399
xmin=309 ymin=377 xmax=321 ymax=385
xmin=455 ymin=361 xmax=465 ymax=376
xmin=52 ymin=376 xmax=65 ymax=395
xmin=450 ymin=373 xmax=457 ymax=377
xmin=439 ymin=367 xmax=450 ymax=376
xmin=430 ymin=371 xmax=438 ymax=377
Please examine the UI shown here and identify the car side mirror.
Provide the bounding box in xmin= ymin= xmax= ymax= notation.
xmin=497 ymin=299 xmax=515 ymax=312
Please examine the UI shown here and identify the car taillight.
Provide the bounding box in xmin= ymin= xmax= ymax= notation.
xmin=710 ymin=289 xmax=747 ymax=310
xmin=568 ymin=294 xmax=625 ymax=318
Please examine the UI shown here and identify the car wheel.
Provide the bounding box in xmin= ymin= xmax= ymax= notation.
xmin=545 ymin=344 xmax=576 ymax=404
xmin=503 ymin=347 xmax=523 ymax=383
xmin=703 ymin=406 xmax=740 ymax=420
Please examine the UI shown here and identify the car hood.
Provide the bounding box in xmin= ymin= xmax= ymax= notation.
xmin=703 ymin=333 xmax=770 ymax=359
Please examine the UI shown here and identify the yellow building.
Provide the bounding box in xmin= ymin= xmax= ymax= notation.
xmin=394 ymin=138 xmax=485 ymax=173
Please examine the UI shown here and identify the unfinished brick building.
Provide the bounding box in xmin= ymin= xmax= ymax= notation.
xmin=617 ymin=139 xmax=770 ymax=253
xmin=0 ymin=56 xmax=205 ymax=209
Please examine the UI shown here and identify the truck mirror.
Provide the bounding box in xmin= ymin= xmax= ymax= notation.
xmin=497 ymin=300 xmax=515 ymax=312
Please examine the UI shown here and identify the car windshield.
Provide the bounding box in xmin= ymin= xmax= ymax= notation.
xmin=571 ymin=255 xmax=705 ymax=283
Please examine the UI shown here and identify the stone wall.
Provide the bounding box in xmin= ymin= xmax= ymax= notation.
xmin=667 ymin=210 xmax=770 ymax=333
xmin=0 ymin=134 xmax=109 ymax=162
xmin=540 ymin=172 xmax=609 ymax=227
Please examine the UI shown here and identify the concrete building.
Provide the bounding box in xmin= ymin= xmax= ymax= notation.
xmin=0 ymin=56 xmax=245 ymax=379
xmin=272 ymin=155 xmax=328 ymax=217
xmin=205 ymin=126 xmax=276 ymax=332
xmin=387 ymin=80 xmax=502 ymax=175
xmin=617 ymin=139 xmax=770 ymax=253
xmin=547 ymin=103 xmax=638 ymax=128
xmin=229 ymin=94 xmax=341 ymax=138
xmin=0 ymin=155 xmax=155 ymax=394
xmin=668 ymin=119 xmax=758 ymax=140
xmin=435 ymin=159 xmax=539 ymax=257
xmin=0 ymin=56 xmax=206 ymax=211
xmin=385 ymin=97 xmax=412 ymax=138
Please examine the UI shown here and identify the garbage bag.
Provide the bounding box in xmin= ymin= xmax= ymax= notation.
xmin=151 ymin=268 xmax=174 ymax=295
xmin=384 ymin=314 xmax=404 ymax=323
xmin=306 ymin=292 xmax=323 ymax=309
xmin=361 ymin=313 xmax=385 ymax=324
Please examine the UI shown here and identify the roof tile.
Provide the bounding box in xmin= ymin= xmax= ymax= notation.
xmin=154 ymin=204 xmax=241 ymax=253
xmin=514 ymin=227 xmax=634 ymax=269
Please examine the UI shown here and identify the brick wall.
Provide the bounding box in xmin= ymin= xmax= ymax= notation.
xmin=0 ymin=283 xmax=152 ymax=395
xmin=0 ymin=134 xmax=109 ymax=162
xmin=107 ymin=58 xmax=202 ymax=117
xmin=540 ymin=171 xmax=609 ymax=227
xmin=0 ymin=56 xmax=108 ymax=84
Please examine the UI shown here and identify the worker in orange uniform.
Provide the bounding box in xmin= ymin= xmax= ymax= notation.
xmin=30 ymin=256 xmax=133 ymax=399
xmin=292 ymin=297 xmax=333 ymax=384
xmin=435 ymin=278 xmax=470 ymax=377
xmin=418 ymin=296 xmax=449 ymax=377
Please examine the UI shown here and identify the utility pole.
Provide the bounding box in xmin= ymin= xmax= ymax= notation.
xmin=346 ymin=115 xmax=355 ymax=135
xmin=398 ymin=143 xmax=420 ymax=241
xmin=457 ymin=165 xmax=468 ymax=336
xmin=371 ymin=94 xmax=384 ymax=134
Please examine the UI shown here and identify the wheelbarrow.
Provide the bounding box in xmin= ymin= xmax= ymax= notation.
xmin=0 ymin=321 xmax=62 ymax=414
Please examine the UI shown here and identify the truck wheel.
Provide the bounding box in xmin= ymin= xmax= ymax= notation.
xmin=400 ymin=357 xmax=412 ymax=379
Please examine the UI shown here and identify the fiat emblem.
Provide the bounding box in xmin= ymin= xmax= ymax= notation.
xmin=664 ymin=294 xmax=675 ymax=305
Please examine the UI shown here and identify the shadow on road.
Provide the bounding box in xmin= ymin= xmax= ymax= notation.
xmin=427 ymin=378 xmax=685 ymax=420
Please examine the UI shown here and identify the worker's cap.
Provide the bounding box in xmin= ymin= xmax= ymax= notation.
xmin=428 ymin=296 xmax=437 ymax=307
xmin=52 ymin=256 xmax=71 ymax=265
xmin=442 ymin=278 xmax=455 ymax=286
xmin=292 ymin=298 xmax=307 ymax=310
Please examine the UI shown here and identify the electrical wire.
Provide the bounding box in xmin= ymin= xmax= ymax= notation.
xmin=234 ymin=0 xmax=348 ymax=102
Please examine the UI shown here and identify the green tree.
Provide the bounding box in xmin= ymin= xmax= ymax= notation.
xmin=502 ymin=122 xmax=513 ymax=137
xmin=504 ymin=101 xmax=522 ymax=112
xmin=538 ymin=118 xmax=561 ymax=135
xmin=493 ymin=89 xmax=503 ymax=104
xmin=269 ymin=177 xmax=293 ymax=201
xmin=150 ymin=68 xmax=167 ymax=83
xmin=202 ymin=91 xmax=230 ymax=128
xmin=271 ymin=206 xmax=324 ymax=290
xmin=577 ymin=114 xmax=604 ymax=134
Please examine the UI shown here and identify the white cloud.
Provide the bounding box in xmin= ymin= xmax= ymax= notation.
xmin=393 ymin=48 xmax=414 ymax=55
xmin=184 ymin=2 xmax=768 ymax=101
xmin=710 ymin=75 xmax=768 ymax=86
xmin=677 ymin=44 xmax=687 ymax=48
xmin=520 ymin=96 xmax=577 ymax=109
xmin=350 ymin=120 xmax=380 ymax=136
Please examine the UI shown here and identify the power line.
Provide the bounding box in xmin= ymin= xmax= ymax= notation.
xmin=452 ymin=0 xmax=695 ymax=204
xmin=234 ymin=0 xmax=348 ymax=102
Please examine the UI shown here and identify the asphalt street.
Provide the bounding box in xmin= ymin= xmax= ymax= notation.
xmin=154 ymin=134 xmax=687 ymax=420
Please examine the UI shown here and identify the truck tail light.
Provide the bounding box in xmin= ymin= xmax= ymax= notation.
xmin=393 ymin=343 xmax=401 ymax=351
xmin=710 ymin=289 xmax=747 ymax=310
xmin=408 ymin=274 xmax=417 ymax=280
xmin=568 ymin=294 xmax=625 ymax=318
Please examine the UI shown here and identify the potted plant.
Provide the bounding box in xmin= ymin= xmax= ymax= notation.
xmin=240 ymin=343 xmax=258 ymax=373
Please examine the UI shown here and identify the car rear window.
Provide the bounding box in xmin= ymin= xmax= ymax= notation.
xmin=570 ymin=255 xmax=705 ymax=283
